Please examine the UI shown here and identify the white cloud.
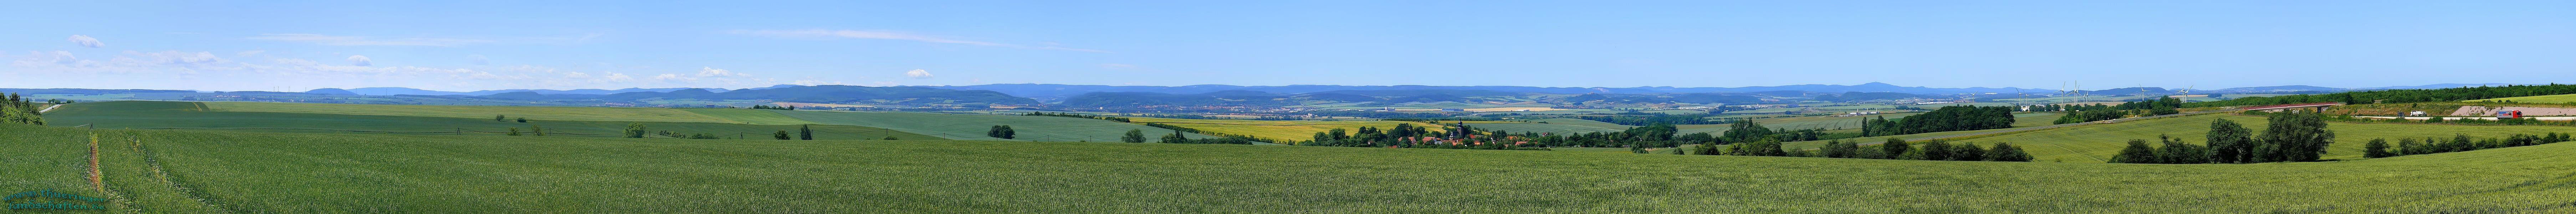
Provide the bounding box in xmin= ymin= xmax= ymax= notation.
xmin=653 ymin=73 xmax=689 ymax=81
xmin=247 ymin=34 xmax=493 ymax=46
xmin=904 ymin=69 xmax=933 ymax=78
xmin=731 ymin=29 xmax=1109 ymax=53
xmin=346 ymin=55 xmax=372 ymax=66
xmin=696 ymin=67 xmax=746 ymax=77
xmin=467 ymin=55 xmax=490 ymax=65
xmin=67 ymin=35 xmax=103 ymax=48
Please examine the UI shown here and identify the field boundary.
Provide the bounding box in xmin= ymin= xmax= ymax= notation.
xmin=1833 ymin=107 xmax=2242 ymax=149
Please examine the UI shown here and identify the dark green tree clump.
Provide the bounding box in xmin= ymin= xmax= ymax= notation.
xmin=987 ymin=125 xmax=1016 ymax=139
xmin=1860 ymin=106 xmax=2018 ymax=137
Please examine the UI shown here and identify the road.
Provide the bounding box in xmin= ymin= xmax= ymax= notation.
xmin=39 ymin=104 xmax=60 ymax=113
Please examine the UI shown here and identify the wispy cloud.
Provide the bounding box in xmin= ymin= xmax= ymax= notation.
xmin=346 ymin=55 xmax=372 ymax=66
xmin=67 ymin=35 xmax=103 ymax=48
xmin=730 ymin=29 xmax=1109 ymax=53
xmin=905 ymin=69 xmax=934 ymax=78
xmin=247 ymin=34 xmax=494 ymax=46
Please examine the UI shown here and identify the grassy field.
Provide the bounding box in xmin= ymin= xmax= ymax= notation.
xmin=774 ymin=110 xmax=1216 ymax=142
xmin=1933 ymin=113 xmax=2576 ymax=163
xmin=202 ymin=101 xmax=751 ymax=123
xmin=46 ymin=101 xmax=937 ymax=140
xmin=1122 ymin=118 xmax=1445 ymax=142
xmin=8 ymin=124 xmax=2576 ymax=213
xmin=2472 ymin=94 xmax=2576 ymax=103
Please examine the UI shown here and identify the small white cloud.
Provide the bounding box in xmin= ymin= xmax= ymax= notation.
xmin=904 ymin=69 xmax=933 ymax=78
xmin=347 ymin=55 xmax=372 ymax=66
xmin=653 ymin=73 xmax=689 ymax=81
xmin=697 ymin=67 xmax=746 ymax=77
xmin=67 ymin=35 xmax=103 ymax=48
xmin=603 ymin=73 xmax=634 ymax=81
xmin=467 ymin=55 xmax=489 ymax=65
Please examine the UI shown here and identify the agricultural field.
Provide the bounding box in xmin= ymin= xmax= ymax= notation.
xmin=775 ymin=110 xmax=1217 ymax=142
xmin=1935 ymin=113 xmax=2576 ymax=163
xmin=1719 ymin=102 xmax=2012 ymax=114
xmin=46 ymin=101 xmax=937 ymax=140
xmin=201 ymin=101 xmax=748 ymax=123
xmin=7 ymin=124 xmax=2576 ymax=213
xmin=1122 ymin=117 xmax=1445 ymax=142
xmin=2470 ymin=94 xmax=2576 ymax=103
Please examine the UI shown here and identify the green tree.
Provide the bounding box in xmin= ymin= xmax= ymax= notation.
xmin=495 ymin=114 xmax=506 ymax=122
xmin=2363 ymin=138 xmax=2395 ymax=158
xmin=1122 ymin=129 xmax=1148 ymax=143
xmin=799 ymin=124 xmax=813 ymax=140
xmin=1986 ymin=142 xmax=2033 ymax=162
xmin=2256 ymin=112 xmax=2335 ymax=162
xmin=516 ymin=118 xmax=527 ymax=123
xmin=1918 ymin=140 xmax=1953 ymax=160
xmin=988 ymin=125 xmax=1017 ymax=139
xmin=507 ymin=127 xmax=522 ymax=136
xmin=1160 ymin=129 xmax=1188 ymax=143
xmin=623 ymin=123 xmax=646 ymax=138
xmin=530 ymin=125 xmax=544 ymax=136
xmin=1952 ymin=142 xmax=1985 ymax=161
xmin=1821 ymin=139 xmax=1859 ymax=158
xmin=882 ymin=136 xmax=899 ymax=140
xmin=1878 ymin=138 xmax=1910 ymax=159
xmin=2205 ymin=119 xmax=2255 ymax=163
xmin=2111 ymin=139 xmax=2158 ymax=163
xmin=774 ymin=130 xmax=792 ymax=140
xmin=2155 ymin=135 xmax=2209 ymax=164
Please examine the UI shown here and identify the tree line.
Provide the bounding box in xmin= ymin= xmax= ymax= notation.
xmin=2109 ymin=112 xmax=2336 ymax=164
xmin=1687 ymin=137 xmax=2033 ymax=162
xmin=748 ymin=105 xmax=798 ymax=110
xmin=2187 ymin=83 xmax=2576 ymax=107
xmin=1 ymin=93 xmax=44 ymax=125
xmin=1857 ymin=106 xmax=2018 ymax=137
xmin=2366 ymin=133 xmax=2570 ymax=158
xmin=2044 ymin=96 xmax=2186 ymax=124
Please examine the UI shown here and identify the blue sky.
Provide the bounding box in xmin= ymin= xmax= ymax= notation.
xmin=4 ymin=0 xmax=2572 ymax=91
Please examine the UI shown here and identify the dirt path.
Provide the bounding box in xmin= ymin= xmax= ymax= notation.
xmin=41 ymin=104 xmax=61 ymax=113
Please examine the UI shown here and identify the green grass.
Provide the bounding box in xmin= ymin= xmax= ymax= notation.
xmin=46 ymin=101 xmax=937 ymax=140
xmin=773 ymin=110 xmax=1216 ymax=142
xmin=1941 ymin=113 xmax=2576 ymax=163
xmin=9 ymin=124 xmax=2576 ymax=213
xmin=202 ymin=101 xmax=748 ymax=123
xmin=2470 ymin=94 xmax=2576 ymax=103
xmin=676 ymin=108 xmax=820 ymax=125
xmin=1122 ymin=118 xmax=1439 ymax=142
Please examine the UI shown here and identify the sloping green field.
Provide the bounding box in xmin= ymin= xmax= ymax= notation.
xmin=202 ymin=101 xmax=748 ymax=123
xmin=7 ymin=124 xmax=2576 ymax=213
xmin=1943 ymin=113 xmax=2576 ymax=163
xmin=2470 ymin=94 xmax=2576 ymax=103
xmin=46 ymin=101 xmax=936 ymax=140
xmin=773 ymin=110 xmax=1216 ymax=142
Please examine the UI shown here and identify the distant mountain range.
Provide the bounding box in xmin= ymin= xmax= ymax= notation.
xmin=926 ymin=82 xmax=2053 ymax=99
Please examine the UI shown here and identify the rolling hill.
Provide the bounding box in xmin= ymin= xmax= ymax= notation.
xmin=7 ymin=123 xmax=2576 ymax=213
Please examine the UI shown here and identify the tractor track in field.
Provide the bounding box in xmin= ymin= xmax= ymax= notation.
xmin=136 ymin=138 xmax=246 ymax=214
